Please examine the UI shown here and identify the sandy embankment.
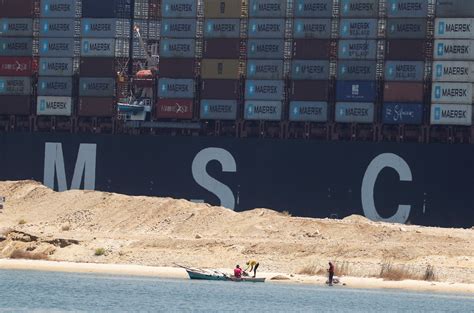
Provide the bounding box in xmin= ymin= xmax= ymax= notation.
xmin=0 ymin=181 xmax=472 ymax=294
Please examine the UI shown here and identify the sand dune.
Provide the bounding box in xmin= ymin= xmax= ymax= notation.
xmin=0 ymin=180 xmax=472 ymax=289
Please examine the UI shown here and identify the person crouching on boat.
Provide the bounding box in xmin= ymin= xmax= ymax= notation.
xmin=234 ymin=265 xmax=242 ymax=279
xmin=244 ymin=260 xmax=259 ymax=278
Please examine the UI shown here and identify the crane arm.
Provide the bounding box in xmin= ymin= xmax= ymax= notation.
xmin=134 ymin=25 xmax=158 ymax=70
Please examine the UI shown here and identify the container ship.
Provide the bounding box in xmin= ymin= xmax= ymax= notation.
xmin=0 ymin=0 xmax=473 ymax=228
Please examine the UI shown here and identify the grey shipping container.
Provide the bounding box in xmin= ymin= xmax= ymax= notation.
xmin=290 ymin=80 xmax=329 ymax=101
xmin=291 ymin=60 xmax=330 ymax=80
xmin=244 ymin=100 xmax=283 ymax=121
xmin=201 ymin=59 xmax=240 ymax=79
xmin=38 ymin=76 xmax=73 ymax=96
xmin=161 ymin=0 xmax=197 ymax=18
xmin=39 ymin=57 xmax=74 ymax=76
xmin=248 ymin=39 xmax=284 ymax=59
xmin=338 ymin=40 xmax=377 ymax=60
xmin=387 ymin=19 xmax=427 ymax=39
xmin=247 ymin=59 xmax=284 ymax=80
xmin=294 ymin=0 xmax=333 ymax=18
xmin=0 ymin=38 xmax=33 ymax=56
xmin=340 ymin=0 xmax=378 ymax=17
xmin=39 ymin=38 xmax=74 ymax=57
xmin=78 ymin=97 xmax=115 ymax=117
xmin=0 ymin=76 xmax=31 ymax=95
xmin=385 ymin=61 xmax=424 ymax=81
xmin=248 ymin=18 xmax=285 ymax=38
xmin=81 ymin=18 xmax=130 ymax=38
xmin=204 ymin=0 xmax=242 ymax=18
xmin=293 ymin=18 xmax=331 ymax=39
xmin=81 ymin=38 xmax=116 ymax=57
xmin=435 ymin=0 xmax=474 ymax=18
xmin=0 ymin=19 xmax=33 ymax=37
xmin=80 ymin=57 xmax=116 ymax=76
xmin=249 ymin=0 xmax=287 ymax=18
xmin=200 ymin=99 xmax=238 ymax=120
xmin=339 ymin=19 xmax=378 ymax=39
xmin=430 ymin=103 xmax=472 ymax=126
xmin=158 ymin=78 xmax=195 ymax=99
xmin=384 ymin=82 xmax=424 ymax=102
xmin=161 ymin=19 xmax=197 ymax=38
xmin=160 ymin=38 xmax=195 ymax=58
xmin=337 ymin=60 xmax=376 ymax=80
xmin=201 ymin=79 xmax=240 ymax=99
xmin=79 ymin=77 xmax=116 ymax=97
xmin=0 ymin=96 xmax=31 ymax=115
xmin=203 ymin=38 xmax=241 ymax=58
xmin=37 ymin=96 xmax=72 ymax=116
xmin=387 ymin=0 xmax=428 ymax=18
xmin=40 ymin=0 xmax=77 ymax=18
xmin=159 ymin=58 xmax=195 ymax=78
xmin=386 ymin=40 xmax=426 ymax=60
xmin=204 ymin=19 xmax=241 ymax=38
xmin=39 ymin=18 xmax=75 ymax=38
xmin=335 ymin=102 xmax=374 ymax=123
xmin=245 ymin=80 xmax=284 ymax=100
xmin=289 ymin=101 xmax=328 ymax=122
xmin=293 ymin=39 xmax=330 ymax=59
xmin=434 ymin=39 xmax=474 ymax=60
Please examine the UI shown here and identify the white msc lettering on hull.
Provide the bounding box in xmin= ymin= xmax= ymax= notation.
xmin=191 ymin=148 xmax=237 ymax=210
xmin=361 ymin=153 xmax=412 ymax=224
xmin=43 ymin=142 xmax=96 ymax=191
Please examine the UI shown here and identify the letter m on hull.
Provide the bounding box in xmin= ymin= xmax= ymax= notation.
xmin=43 ymin=143 xmax=96 ymax=191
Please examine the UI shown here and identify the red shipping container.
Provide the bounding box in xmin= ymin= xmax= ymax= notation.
xmin=78 ymin=97 xmax=115 ymax=117
xmin=0 ymin=57 xmax=37 ymax=76
xmin=155 ymin=99 xmax=194 ymax=119
xmin=383 ymin=82 xmax=424 ymax=102
xmin=0 ymin=96 xmax=31 ymax=115
xmin=293 ymin=39 xmax=330 ymax=60
xmin=0 ymin=0 xmax=34 ymax=17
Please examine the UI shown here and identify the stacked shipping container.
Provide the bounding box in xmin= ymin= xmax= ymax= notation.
xmin=432 ymin=2 xmax=474 ymax=126
xmin=0 ymin=0 xmax=35 ymax=115
xmin=289 ymin=0 xmax=332 ymax=123
xmin=200 ymin=0 xmax=242 ymax=120
xmin=335 ymin=0 xmax=378 ymax=123
xmin=156 ymin=0 xmax=197 ymax=119
xmin=382 ymin=0 xmax=427 ymax=125
xmin=244 ymin=0 xmax=286 ymax=121
xmin=37 ymin=0 xmax=77 ymax=117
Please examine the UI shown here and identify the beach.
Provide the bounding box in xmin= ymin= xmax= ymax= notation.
xmin=0 ymin=181 xmax=472 ymax=294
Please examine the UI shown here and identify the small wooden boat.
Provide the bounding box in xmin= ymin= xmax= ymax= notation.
xmin=183 ymin=267 xmax=266 ymax=283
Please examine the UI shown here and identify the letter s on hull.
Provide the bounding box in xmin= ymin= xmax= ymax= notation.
xmin=192 ymin=148 xmax=236 ymax=209
xmin=361 ymin=153 xmax=412 ymax=224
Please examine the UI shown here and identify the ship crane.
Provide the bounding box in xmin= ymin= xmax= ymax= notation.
xmin=117 ymin=25 xmax=158 ymax=121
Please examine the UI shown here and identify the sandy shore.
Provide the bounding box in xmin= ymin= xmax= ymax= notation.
xmin=0 ymin=259 xmax=472 ymax=294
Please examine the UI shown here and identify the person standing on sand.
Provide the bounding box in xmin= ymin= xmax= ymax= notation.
xmin=244 ymin=260 xmax=259 ymax=278
xmin=234 ymin=265 xmax=242 ymax=279
xmin=328 ymin=262 xmax=335 ymax=286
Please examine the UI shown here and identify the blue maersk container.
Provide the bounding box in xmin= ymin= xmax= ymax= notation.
xmin=336 ymin=80 xmax=376 ymax=102
xmin=382 ymin=103 xmax=423 ymax=125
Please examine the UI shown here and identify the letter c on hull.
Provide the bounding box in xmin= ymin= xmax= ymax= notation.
xmin=361 ymin=153 xmax=412 ymax=224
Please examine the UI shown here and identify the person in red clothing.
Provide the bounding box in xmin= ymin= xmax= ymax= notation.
xmin=328 ymin=262 xmax=335 ymax=286
xmin=234 ymin=265 xmax=242 ymax=279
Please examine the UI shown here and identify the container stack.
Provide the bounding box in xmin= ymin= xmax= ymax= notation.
xmin=288 ymin=0 xmax=333 ymax=124
xmin=382 ymin=0 xmax=427 ymax=126
xmin=431 ymin=0 xmax=474 ymax=126
xmin=200 ymin=0 xmax=242 ymax=121
xmin=79 ymin=0 xmax=131 ymax=118
xmin=156 ymin=0 xmax=197 ymax=120
xmin=335 ymin=0 xmax=378 ymax=124
xmin=0 ymin=0 xmax=35 ymax=116
xmin=37 ymin=0 xmax=78 ymax=118
xmin=243 ymin=0 xmax=286 ymax=122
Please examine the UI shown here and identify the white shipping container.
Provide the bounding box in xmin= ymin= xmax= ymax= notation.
xmin=435 ymin=18 xmax=474 ymax=39
xmin=37 ymin=96 xmax=72 ymax=116
xmin=434 ymin=40 xmax=474 ymax=60
xmin=430 ymin=103 xmax=472 ymax=126
xmin=431 ymin=82 xmax=473 ymax=104
xmin=432 ymin=61 xmax=474 ymax=82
